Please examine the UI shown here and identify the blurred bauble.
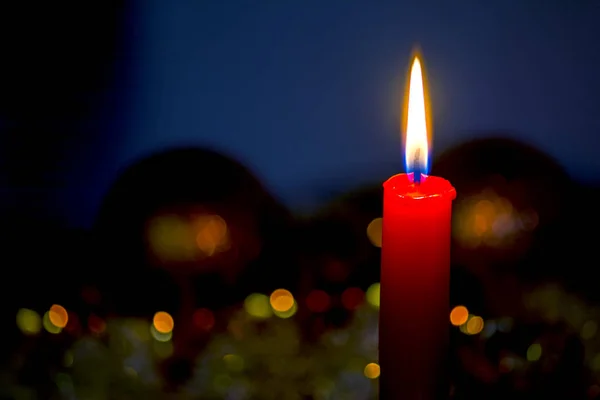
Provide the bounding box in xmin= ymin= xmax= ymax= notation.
xmin=300 ymin=185 xmax=383 ymax=291
xmin=93 ymin=147 xmax=294 ymax=314
xmin=432 ymin=136 xmax=574 ymax=277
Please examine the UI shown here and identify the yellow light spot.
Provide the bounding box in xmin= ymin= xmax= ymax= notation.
xmin=364 ymin=362 xmax=380 ymax=379
xmin=366 ymin=283 xmax=380 ymax=308
xmin=43 ymin=311 xmax=62 ymax=334
xmin=147 ymin=215 xmax=196 ymax=261
xmin=366 ymin=218 xmax=383 ymax=248
xmin=581 ymin=320 xmax=598 ymax=340
xmin=16 ymin=308 xmax=41 ymax=335
xmin=223 ymin=354 xmax=245 ymax=372
xmin=449 ymin=305 xmax=469 ymax=326
xmin=244 ymin=293 xmax=272 ymax=319
xmin=270 ymin=289 xmax=294 ymax=312
xmin=274 ymin=301 xmax=298 ymax=319
xmin=526 ymin=343 xmax=542 ymax=362
xmin=150 ymin=324 xmax=172 ymax=342
xmin=153 ymin=311 xmax=174 ymax=333
xmin=465 ymin=316 xmax=484 ymax=335
xmin=49 ymin=304 xmax=68 ymax=328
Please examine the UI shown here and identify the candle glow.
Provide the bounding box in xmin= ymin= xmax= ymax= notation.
xmin=404 ymin=56 xmax=429 ymax=181
xmin=380 ymin=51 xmax=456 ymax=399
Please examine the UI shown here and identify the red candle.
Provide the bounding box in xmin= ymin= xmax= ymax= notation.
xmin=379 ymin=55 xmax=456 ymax=399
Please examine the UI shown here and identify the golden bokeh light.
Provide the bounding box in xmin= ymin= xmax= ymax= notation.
xmin=466 ymin=316 xmax=484 ymax=335
xmin=153 ymin=311 xmax=174 ymax=333
xmin=364 ymin=362 xmax=381 ymax=379
xmin=270 ymin=289 xmax=295 ymax=313
xmin=366 ymin=218 xmax=383 ymax=247
xmin=48 ymin=304 xmax=68 ymax=328
xmin=244 ymin=293 xmax=272 ymax=319
xmin=366 ymin=283 xmax=380 ymax=308
xmin=43 ymin=311 xmax=61 ymax=334
xmin=147 ymin=215 xmax=196 ymax=261
xmin=449 ymin=305 xmax=469 ymax=326
xmin=195 ymin=214 xmax=229 ymax=256
xmin=274 ymin=301 xmax=298 ymax=319
xmin=454 ymin=190 xmax=537 ymax=249
xmin=16 ymin=308 xmax=41 ymax=335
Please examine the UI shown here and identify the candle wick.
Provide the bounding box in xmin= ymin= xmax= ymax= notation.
xmin=413 ymin=149 xmax=422 ymax=185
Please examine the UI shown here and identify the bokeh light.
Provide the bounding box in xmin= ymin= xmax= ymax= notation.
xmin=366 ymin=218 xmax=383 ymax=247
xmin=48 ymin=304 xmax=69 ymax=328
xmin=526 ymin=343 xmax=542 ymax=361
xmin=193 ymin=308 xmax=216 ymax=331
xmin=364 ymin=362 xmax=380 ymax=379
xmin=65 ymin=313 xmax=80 ymax=334
xmin=465 ymin=316 xmax=484 ymax=335
xmin=223 ymin=354 xmax=245 ymax=372
xmin=16 ymin=308 xmax=41 ymax=335
xmin=450 ymin=305 xmax=469 ymax=326
xmin=88 ymin=315 xmax=106 ymax=334
xmin=153 ymin=311 xmax=174 ymax=333
xmin=499 ymin=356 xmax=516 ymax=373
xmin=244 ymin=293 xmax=272 ymax=319
xmin=150 ymin=325 xmax=173 ymax=342
xmin=270 ymin=289 xmax=295 ymax=313
xmin=306 ymin=290 xmax=330 ymax=313
xmin=366 ymin=283 xmax=380 ymax=308
xmin=147 ymin=215 xmax=196 ymax=261
xmin=454 ymin=190 xmax=538 ymax=248
xmin=482 ymin=320 xmax=497 ymax=338
xmin=582 ymin=320 xmax=597 ymax=340
xmin=274 ymin=301 xmax=298 ymax=319
xmin=63 ymin=351 xmax=74 ymax=367
xmin=195 ymin=214 xmax=229 ymax=256
xmin=341 ymin=287 xmax=364 ymax=310
xmin=43 ymin=311 xmax=62 ymax=334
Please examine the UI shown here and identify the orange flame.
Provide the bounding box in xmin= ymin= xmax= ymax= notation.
xmin=404 ymin=55 xmax=430 ymax=175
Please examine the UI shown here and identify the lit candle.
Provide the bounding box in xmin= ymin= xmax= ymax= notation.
xmin=379 ymin=55 xmax=456 ymax=399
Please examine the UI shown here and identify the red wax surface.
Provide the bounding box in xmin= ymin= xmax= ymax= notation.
xmin=380 ymin=173 xmax=456 ymax=399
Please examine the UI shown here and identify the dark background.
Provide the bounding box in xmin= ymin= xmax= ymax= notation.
xmin=1 ymin=1 xmax=599 ymax=227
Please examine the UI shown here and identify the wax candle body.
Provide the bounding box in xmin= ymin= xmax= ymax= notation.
xmin=380 ymin=173 xmax=456 ymax=399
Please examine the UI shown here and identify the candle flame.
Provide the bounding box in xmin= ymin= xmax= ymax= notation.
xmin=404 ymin=56 xmax=429 ymax=178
